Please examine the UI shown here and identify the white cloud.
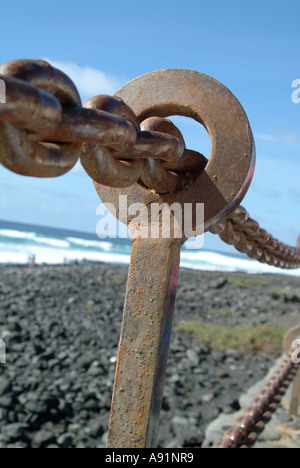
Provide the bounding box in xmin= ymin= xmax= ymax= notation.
xmin=276 ymin=129 xmax=300 ymax=146
xmin=41 ymin=203 xmax=62 ymax=213
xmin=71 ymin=160 xmax=85 ymax=174
xmin=255 ymin=133 xmax=275 ymax=142
xmin=255 ymin=130 xmax=300 ymax=148
xmin=44 ymin=58 xmax=123 ymax=101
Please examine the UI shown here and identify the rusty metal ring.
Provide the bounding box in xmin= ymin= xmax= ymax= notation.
xmin=0 ymin=59 xmax=81 ymax=177
xmin=81 ymin=95 xmax=144 ymax=188
xmin=96 ymin=69 xmax=255 ymax=236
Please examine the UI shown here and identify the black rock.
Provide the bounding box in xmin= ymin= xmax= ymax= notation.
xmin=1 ymin=423 xmax=29 ymax=442
xmin=172 ymin=416 xmax=204 ymax=448
xmin=88 ymin=416 xmax=106 ymax=438
xmin=0 ymin=394 xmax=13 ymax=408
xmin=57 ymin=433 xmax=73 ymax=448
xmin=32 ymin=430 xmax=56 ymax=448
xmin=0 ymin=377 xmax=11 ymax=396
xmin=0 ymin=263 xmax=296 ymax=448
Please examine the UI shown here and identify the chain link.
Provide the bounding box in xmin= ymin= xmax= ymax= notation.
xmin=0 ymin=60 xmax=81 ymax=177
xmin=0 ymin=75 xmax=62 ymax=133
xmin=81 ymin=94 xmax=144 ymax=188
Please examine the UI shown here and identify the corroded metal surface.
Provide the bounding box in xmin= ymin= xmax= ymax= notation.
xmin=107 ymin=238 xmax=183 ymax=448
xmin=0 ymin=74 xmax=62 ymax=133
xmin=0 ymin=59 xmax=81 ymax=177
xmin=81 ymin=94 xmax=144 ymax=188
xmin=211 ymin=207 xmax=300 ymax=269
xmin=110 ymin=68 xmax=255 ymax=232
xmin=97 ymin=70 xmax=256 ymax=448
xmin=215 ymin=349 xmax=300 ymax=449
xmin=0 ymin=59 xmax=81 ymax=107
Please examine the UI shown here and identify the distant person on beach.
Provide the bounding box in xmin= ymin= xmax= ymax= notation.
xmin=28 ymin=254 xmax=36 ymax=267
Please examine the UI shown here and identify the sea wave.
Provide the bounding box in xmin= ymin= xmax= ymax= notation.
xmin=67 ymin=237 xmax=113 ymax=252
xmin=180 ymin=250 xmax=300 ymax=276
xmin=1 ymin=227 xmax=300 ymax=276
xmin=0 ymin=243 xmax=130 ymax=266
xmin=0 ymin=229 xmax=70 ymax=249
xmin=0 ymin=229 xmax=37 ymax=240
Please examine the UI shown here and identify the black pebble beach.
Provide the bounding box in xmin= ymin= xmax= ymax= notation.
xmin=0 ymin=263 xmax=299 ymax=448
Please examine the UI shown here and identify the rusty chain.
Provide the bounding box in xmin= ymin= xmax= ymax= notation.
xmin=0 ymin=60 xmax=192 ymax=185
xmin=215 ymin=329 xmax=300 ymax=449
xmin=211 ymin=207 xmax=300 ymax=269
xmin=0 ymin=59 xmax=299 ymax=270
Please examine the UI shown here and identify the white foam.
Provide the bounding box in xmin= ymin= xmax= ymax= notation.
xmin=33 ymin=237 xmax=70 ymax=248
xmin=1 ymin=229 xmax=300 ymax=277
xmin=181 ymin=250 xmax=300 ymax=277
xmin=0 ymin=229 xmax=37 ymax=240
xmin=0 ymin=243 xmax=130 ymax=266
xmin=0 ymin=229 xmax=70 ymax=248
xmin=67 ymin=237 xmax=113 ymax=251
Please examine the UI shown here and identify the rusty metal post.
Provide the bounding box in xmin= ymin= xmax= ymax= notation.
xmin=107 ymin=237 xmax=183 ymax=448
xmin=93 ymin=69 xmax=255 ymax=448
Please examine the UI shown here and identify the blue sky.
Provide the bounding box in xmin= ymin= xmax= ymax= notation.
xmin=0 ymin=0 xmax=299 ymax=252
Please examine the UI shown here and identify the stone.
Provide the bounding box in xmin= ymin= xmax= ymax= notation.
xmin=186 ymin=349 xmax=199 ymax=366
xmin=289 ymin=419 xmax=300 ymax=431
xmin=202 ymin=392 xmax=215 ymax=403
xmin=88 ymin=416 xmax=105 ymax=438
xmin=172 ymin=416 xmax=204 ymax=447
xmin=0 ymin=394 xmax=13 ymax=408
xmin=225 ymin=349 xmax=240 ymax=359
xmin=32 ymin=430 xmax=56 ymax=448
xmin=1 ymin=423 xmax=29 ymax=442
xmin=257 ymin=426 xmax=281 ymax=443
xmin=57 ymin=433 xmax=73 ymax=448
xmin=0 ymin=377 xmax=10 ymax=396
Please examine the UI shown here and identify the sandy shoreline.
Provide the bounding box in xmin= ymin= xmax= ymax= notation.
xmin=0 ymin=262 xmax=299 ymax=448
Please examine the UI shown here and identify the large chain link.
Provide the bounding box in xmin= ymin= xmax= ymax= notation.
xmin=0 ymin=59 xmax=82 ymax=178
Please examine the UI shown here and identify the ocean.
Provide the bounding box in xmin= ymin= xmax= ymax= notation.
xmin=0 ymin=220 xmax=299 ymax=276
